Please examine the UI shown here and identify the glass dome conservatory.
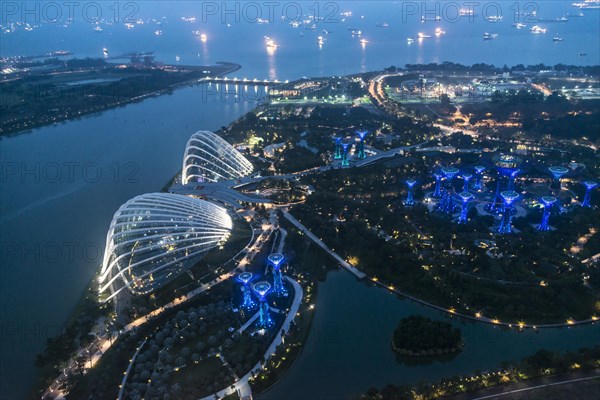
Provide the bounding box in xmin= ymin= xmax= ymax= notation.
xmin=182 ymin=130 xmax=254 ymax=184
xmin=99 ymin=193 xmax=232 ymax=300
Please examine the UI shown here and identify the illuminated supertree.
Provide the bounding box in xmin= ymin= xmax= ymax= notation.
xmin=462 ymin=173 xmax=473 ymax=193
xmin=267 ymin=253 xmax=286 ymax=295
xmin=473 ymin=166 xmax=485 ymax=191
xmin=405 ymin=179 xmax=417 ymax=206
xmin=581 ymin=181 xmax=597 ymax=208
xmin=432 ymin=171 xmax=443 ymax=198
xmin=341 ymin=142 xmax=352 ymax=167
xmin=356 ymin=130 xmax=368 ymax=159
xmin=487 ymin=175 xmax=503 ymax=214
xmin=253 ymin=281 xmax=273 ymax=328
xmin=507 ymin=169 xmax=520 ymax=191
xmin=458 ymin=192 xmax=473 ymax=224
xmin=549 ymin=166 xmax=569 ymax=190
xmin=537 ymin=196 xmax=556 ymax=232
xmin=436 ymin=167 xmax=459 ymax=214
xmin=489 ymin=155 xmax=521 ymax=213
xmin=496 ymin=191 xmax=519 ymax=234
xmin=237 ymin=272 xmax=256 ymax=310
xmin=333 ymin=137 xmax=342 ymax=159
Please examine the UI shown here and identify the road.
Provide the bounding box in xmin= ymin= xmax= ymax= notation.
xmin=444 ymin=370 xmax=600 ymax=400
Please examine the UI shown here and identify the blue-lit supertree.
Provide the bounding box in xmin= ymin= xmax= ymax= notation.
xmin=405 ymin=179 xmax=417 ymax=206
xmin=237 ymin=272 xmax=256 ymax=310
xmin=432 ymin=171 xmax=443 ymax=198
xmin=267 ymin=252 xmax=286 ymax=295
xmin=333 ymin=137 xmax=342 ymax=159
xmin=581 ymin=181 xmax=597 ymax=208
xmin=489 ymin=155 xmax=521 ymax=214
xmin=458 ymin=192 xmax=473 ymax=224
xmin=549 ymin=166 xmax=569 ymax=190
xmin=341 ymin=142 xmax=351 ymax=167
xmin=462 ymin=173 xmax=473 ymax=193
xmin=497 ymin=191 xmax=519 ymax=234
xmin=537 ymin=196 xmax=556 ymax=232
xmin=436 ymin=167 xmax=459 ymax=214
xmin=355 ymin=130 xmax=368 ymax=159
xmin=253 ymin=281 xmax=273 ymax=328
xmin=507 ymin=169 xmax=520 ymax=191
xmin=487 ymin=175 xmax=503 ymax=214
xmin=473 ymin=166 xmax=485 ymax=191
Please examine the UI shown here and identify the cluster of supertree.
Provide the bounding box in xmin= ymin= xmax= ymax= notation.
xmin=236 ymin=253 xmax=288 ymax=328
xmin=426 ymin=157 xmax=597 ymax=234
xmin=433 ymin=166 xmax=459 ymax=214
xmin=332 ymin=130 xmax=370 ymax=166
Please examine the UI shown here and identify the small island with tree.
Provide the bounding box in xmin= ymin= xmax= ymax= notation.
xmin=391 ymin=316 xmax=463 ymax=357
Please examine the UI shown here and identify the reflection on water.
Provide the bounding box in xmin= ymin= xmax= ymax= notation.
xmin=261 ymin=271 xmax=600 ymax=400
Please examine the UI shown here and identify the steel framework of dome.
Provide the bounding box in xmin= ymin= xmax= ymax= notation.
xmin=182 ymin=130 xmax=254 ymax=184
xmin=99 ymin=193 xmax=232 ymax=301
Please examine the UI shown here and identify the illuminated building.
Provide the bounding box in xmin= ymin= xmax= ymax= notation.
xmin=182 ymin=130 xmax=254 ymax=184
xmin=99 ymin=193 xmax=232 ymax=301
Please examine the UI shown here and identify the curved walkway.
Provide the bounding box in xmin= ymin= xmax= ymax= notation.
xmin=199 ymin=277 xmax=304 ymax=400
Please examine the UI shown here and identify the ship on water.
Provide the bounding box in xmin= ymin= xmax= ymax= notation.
xmin=483 ymin=32 xmax=498 ymax=40
xmin=530 ymin=25 xmax=548 ymax=34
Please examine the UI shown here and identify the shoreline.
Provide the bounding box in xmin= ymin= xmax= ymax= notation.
xmin=0 ymin=61 xmax=241 ymax=139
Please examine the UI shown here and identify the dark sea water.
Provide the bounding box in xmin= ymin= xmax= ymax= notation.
xmin=0 ymin=1 xmax=599 ymax=399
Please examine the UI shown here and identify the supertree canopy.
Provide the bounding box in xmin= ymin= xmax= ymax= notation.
xmin=238 ymin=272 xmax=256 ymax=310
xmin=267 ymin=253 xmax=286 ymax=295
xmin=356 ymin=130 xmax=369 ymax=159
xmin=581 ymin=181 xmax=597 ymax=208
xmin=253 ymin=281 xmax=273 ymax=328
xmin=473 ymin=166 xmax=485 ymax=191
xmin=458 ymin=192 xmax=473 ymax=224
xmin=549 ymin=166 xmax=569 ymax=190
xmin=341 ymin=142 xmax=352 ymax=167
xmin=405 ymin=179 xmax=417 ymax=206
xmin=537 ymin=196 xmax=556 ymax=232
xmin=497 ymin=191 xmax=519 ymax=234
